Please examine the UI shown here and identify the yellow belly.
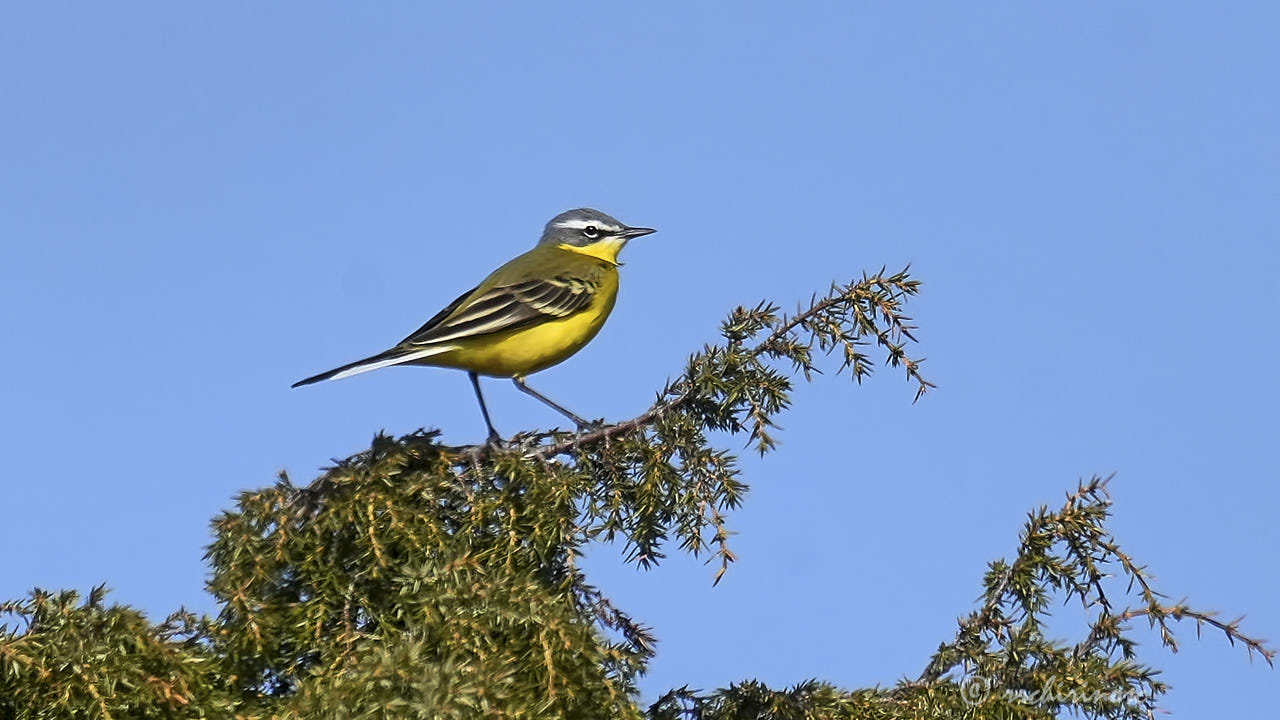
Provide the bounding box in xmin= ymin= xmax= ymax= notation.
xmin=419 ymin=275 xmax=618 ymax=377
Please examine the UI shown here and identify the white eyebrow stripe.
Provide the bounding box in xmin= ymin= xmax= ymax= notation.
xmin=553 ymin=218 xmax=620 ymax=231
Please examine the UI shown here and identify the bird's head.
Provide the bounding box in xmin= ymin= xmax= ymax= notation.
xmin=539 ymin=208 xmax=655 ymax=264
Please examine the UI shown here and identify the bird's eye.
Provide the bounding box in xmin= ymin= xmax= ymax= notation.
xmin=582 ymin=225 xmax=600 ymax=239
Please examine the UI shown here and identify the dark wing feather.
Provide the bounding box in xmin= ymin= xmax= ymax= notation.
xmin=400 ymin=275 xmax=597 ymax=347
xmin=397 ymin=286 xmax=479 ymax=344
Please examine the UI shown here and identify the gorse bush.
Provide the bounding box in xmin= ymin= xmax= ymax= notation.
xmin=1 ymin=268 xmax=1270 ymax=719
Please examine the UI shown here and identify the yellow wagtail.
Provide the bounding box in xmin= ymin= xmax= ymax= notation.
xmin=293 ymin=208 xmax=655 ymax=442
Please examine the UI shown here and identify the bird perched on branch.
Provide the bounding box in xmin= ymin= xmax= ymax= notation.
xmin=293 ymin=208 xmax=656 ymax=443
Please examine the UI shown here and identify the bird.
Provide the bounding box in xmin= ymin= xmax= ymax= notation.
xmin=292 ymin=208 xmax=656 ymax=443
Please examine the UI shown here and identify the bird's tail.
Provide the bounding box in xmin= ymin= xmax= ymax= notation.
xmin=291 ymin=345 xmax=456 ymax=388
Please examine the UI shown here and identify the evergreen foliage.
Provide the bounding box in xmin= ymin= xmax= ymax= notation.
xmin=1 ymin=269 xmax=1270 ymax=718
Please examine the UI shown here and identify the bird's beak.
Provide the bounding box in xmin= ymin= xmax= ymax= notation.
xmin=621 ymin=226 xmax=656 ymax=239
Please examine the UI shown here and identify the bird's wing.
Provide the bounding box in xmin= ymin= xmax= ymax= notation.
xmin=399 ymin=274 xmax=598 ymax=347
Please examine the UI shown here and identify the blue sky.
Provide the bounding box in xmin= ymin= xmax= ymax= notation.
xmin=2 ymin=3 xmax=1276 ymax=714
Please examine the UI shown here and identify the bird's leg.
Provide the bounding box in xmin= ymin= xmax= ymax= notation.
xmin=511 ymin=376 xmax=596 ymax=431
xmin=469 ymin=372 xmax=502 ymax=446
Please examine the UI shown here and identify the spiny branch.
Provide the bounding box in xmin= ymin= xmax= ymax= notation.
xmin=1080 ymin=603 xmax=1275 ymax=668
xmin=453 ymin=267 xmax=931 ymax=462
xmin=919 ymin=475 xmax=1275 ymax=689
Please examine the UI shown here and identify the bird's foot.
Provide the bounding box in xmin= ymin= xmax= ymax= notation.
xmin=573 ymin=418 xmax=607 ymax=433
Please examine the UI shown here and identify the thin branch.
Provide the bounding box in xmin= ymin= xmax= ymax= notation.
xmin=448 ymin=271 xmax=929 ymax=463
xmin=1080 ymin=603 xmax=1275 ymax=668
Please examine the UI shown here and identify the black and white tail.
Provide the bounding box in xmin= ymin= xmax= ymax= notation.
xmin=291 ymin=345 xmax=455 ymax=387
